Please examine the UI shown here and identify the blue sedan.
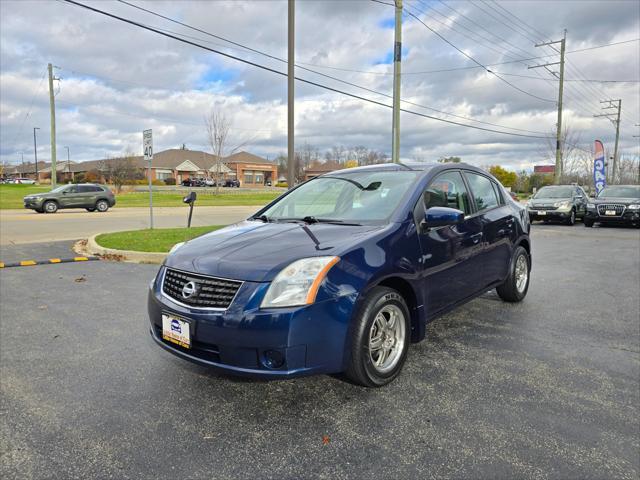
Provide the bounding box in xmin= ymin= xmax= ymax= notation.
xmin=148 ymin=162 xmax=531 ymax=387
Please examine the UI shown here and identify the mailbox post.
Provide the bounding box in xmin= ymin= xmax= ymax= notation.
xmin=183 ymin=191 xmax=197 ymax=229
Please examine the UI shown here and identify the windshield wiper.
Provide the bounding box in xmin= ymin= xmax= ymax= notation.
xmin=253 ymin=214 xmax=271 ymax=223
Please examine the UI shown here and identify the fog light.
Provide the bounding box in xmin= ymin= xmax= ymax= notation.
xmin=263 ymin=350 xmax=285 ymax=369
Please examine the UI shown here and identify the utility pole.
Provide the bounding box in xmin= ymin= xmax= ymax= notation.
xmin=391 ymin=0 xmax=402 ymax=164
xmin=48 ymin=63 xmax=60 ymax=187
xmin=33 ymin=127 xmax=40 ymax=181
xmin=529 ymin=30 xmax=565 ymax=184
xmin=287 ymin=0 xmax=295 ymax=189
xmin=594 ymin=99 xmax=622 ymax=183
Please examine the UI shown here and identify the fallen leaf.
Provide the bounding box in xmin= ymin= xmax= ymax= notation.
xmin=74 ymin=276 xmax=86 ymax=283
xmin=38 ymin=305 xmax=48 ymax=310
xmin=322 ymin=435 xmax=330 ymax=446
xmin=53 ymin=335 xmax=59 ymax=339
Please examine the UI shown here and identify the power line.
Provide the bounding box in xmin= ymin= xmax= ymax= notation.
xmin=115 ymin=0 xmax=550 ymax=135
xmin=60 ymin=0 xmax=548 ymax=139
xmin=403 ymin=5 xmax=556 ymax=103
xmin=492 ymin=72 xmax=640 ymax=83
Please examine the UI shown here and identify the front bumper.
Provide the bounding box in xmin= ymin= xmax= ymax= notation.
xmin=147 ymin=268 xmax=357 ymax=379
xmin=585 ymin=209 xmax=640 ymax=225
xmin=23 ymin=198 xmax=44 ymax=209
xmin=529 ymin=209 xmax=572 ymax=221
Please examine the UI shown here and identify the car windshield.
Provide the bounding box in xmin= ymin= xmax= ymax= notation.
xmin=258 ymin=170 xmax=420 ymax=224
xmin=533 ymin=186 xmax=573 ymax=199
xmin=598 ymin=186 xmax=640 ymax=198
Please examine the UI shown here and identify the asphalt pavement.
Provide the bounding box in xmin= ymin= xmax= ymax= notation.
xmin=0 ymin=206 xmax=259 ymax=245
xmin=1 ymin=224 xmax=638 ymax=479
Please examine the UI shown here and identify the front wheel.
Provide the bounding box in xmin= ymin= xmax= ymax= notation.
xmin=496 ymin=246 xmax=530 ymax=303
xmin=86 ymin=207 xmax=96 ymax=212
xmin=43 ymin=200 xmax=58 ymax=214
xmin=565 ymin=209 xmax=576 ymax=226
xmin=344 ymin=287 xmax=410 ymax=387
xmin=584 ymin=218 xmax=594 ymax=227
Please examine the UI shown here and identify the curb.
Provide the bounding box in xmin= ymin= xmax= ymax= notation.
xmin=0 ymin=256 xmax=98 ymax=269
xmin=80 ymin=234 xmax=167 ymax=264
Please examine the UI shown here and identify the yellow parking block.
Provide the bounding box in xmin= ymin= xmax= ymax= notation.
xmin=74 ymin=257 xmax=89 ymax=262
xmin=49 ymin=258 xmax=62 ymax=263
xmin=20 ymin=260 xmax=37 ymax=266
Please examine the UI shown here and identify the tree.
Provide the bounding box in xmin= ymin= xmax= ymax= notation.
xmin=344 ymin=159 xmax=358 ymax=168
xmin=489 ymin=165 xmax=517 ymax=188
xmin=438 ymin=156 xmax=461 ymax=163
xmin=104 ymin=153 xmax=139 ymax=193
xmin=205 ymin=107 xmax=251 ymax=193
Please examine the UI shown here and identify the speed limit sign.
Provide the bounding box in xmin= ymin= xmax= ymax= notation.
xmin=143 ymin=129 xmax=153 ymax=162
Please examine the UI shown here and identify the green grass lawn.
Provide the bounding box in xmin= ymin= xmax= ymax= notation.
xmin=95 ymin=225 xmax=224 ymax=252
xmin=0 ymin=184 xmax=279 ymax=209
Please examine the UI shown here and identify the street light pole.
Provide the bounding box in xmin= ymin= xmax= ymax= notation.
xmin=33 ymin=127 xmax=40 ymax=182
xmin=64 ymin=146 xmax=71 ymax=183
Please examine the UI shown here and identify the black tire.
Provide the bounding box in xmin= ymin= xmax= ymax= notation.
xmin=496 ymin=246 xmax=530 ymax=303
xmin=35 ymin=208 xmax=44 ymax=214
xmin=565 ymin=209 xmax=576 ymax=226
xmin=344 ymin=287 xmax=411 ymax=387
xmin=95 ymin=199 xmax=109 ymax=212
xmin=43 ymin=200 xmax=58 ymax=214
xmin=86 ymin=207 xmax=96 ymax=212
xmin=584 ymin=218 xmax=594 ymax=227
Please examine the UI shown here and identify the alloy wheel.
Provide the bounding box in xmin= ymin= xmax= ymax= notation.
xmin=368 ymin=304 xmax=406 ymax=374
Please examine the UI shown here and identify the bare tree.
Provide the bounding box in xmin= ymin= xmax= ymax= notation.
xmin=205 ymin=107 xmax=252 ymax=193
xmin=104 ymin=152 xmax=140 ymax=193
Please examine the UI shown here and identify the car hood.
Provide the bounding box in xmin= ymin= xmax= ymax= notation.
xmin=529 ymin=197 xmax=571 ymax=206
xmin=593 ymin=197 xmax=639 ymax=205
xmin=165 ymin=220 xmax=388 ymax=282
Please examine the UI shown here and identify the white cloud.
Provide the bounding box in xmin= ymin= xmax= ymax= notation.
xmin=0 ymin=0 xmax=638 ymax=170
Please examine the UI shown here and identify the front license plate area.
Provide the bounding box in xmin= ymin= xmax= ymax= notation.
xmin=162 ymin=314 xmax=191 ymax=349
xmin=605 ymin=210 xmax=616 ymax=216
xmin=538 ymin=211 xmax=546 ymax=215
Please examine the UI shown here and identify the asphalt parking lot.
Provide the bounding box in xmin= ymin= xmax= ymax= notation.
xmin=1 ymin=224 xmax=638 ymax=479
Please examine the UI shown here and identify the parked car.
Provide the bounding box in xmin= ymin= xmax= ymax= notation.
xmin=584 ymin=185 xmax=640 ymax=228
xmin=507 ymin=190 xmax=518 ymax=202
xmin=204 ymin=178 xmax=216 ymax=187
xmin=23 ymin=183 xmax=115 ymax=213
xmin=527 ymin=185 xmax=588 ymax=225
xmin=224 ymin=179 xmax=240 ymax=188
xmin=148 ymin=163 xmax=531 ymax=387
xmin=181 ymin=179 xmax=195 ymax=187
xmin=13 ymin=177 xmax=36 ymax=185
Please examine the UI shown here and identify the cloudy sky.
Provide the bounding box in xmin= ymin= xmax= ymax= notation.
xmin=1 ymin=0 xmax=639 ymax=171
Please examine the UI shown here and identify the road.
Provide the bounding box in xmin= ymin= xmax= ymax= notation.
xmin=1 ymin=225 xmax=638 ymax=479
xmin=0 ymin=206 xmax=260 ymax=245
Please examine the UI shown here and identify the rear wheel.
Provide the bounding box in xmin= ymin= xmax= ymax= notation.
xmin=584 ymin=218 xmax=594 ymax=227
xmin=95 ymin=200 xmax=109 ymax=212
xmin=345 ymin=287 xmax=410 ymax=387
xmin=43 ymin=200 xmax=58 ymax=214
xmin=496 ymin=246 xmax=530 ymax=303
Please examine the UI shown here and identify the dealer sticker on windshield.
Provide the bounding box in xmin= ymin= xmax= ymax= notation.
xmin=162 ymin=314 xmax=191 ymax=348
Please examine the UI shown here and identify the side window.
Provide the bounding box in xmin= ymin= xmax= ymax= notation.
xmin=91 ymin=186 xmax=103 ymax=192
xmin=424 ymin=171 xmax=472 ymax=215
xmin=492 ymin=182 xmax=505 ymax=205
xmin=465 ymin=172 xmax=499 ymax=212
xmin=78 ymin=185 xmax=91 ymax=193
xmin=65 ymin=185 xmax=78 ymax=194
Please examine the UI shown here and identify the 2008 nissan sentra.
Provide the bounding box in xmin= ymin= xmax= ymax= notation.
xmin=148 ymin=162 xmax=531 ymax=387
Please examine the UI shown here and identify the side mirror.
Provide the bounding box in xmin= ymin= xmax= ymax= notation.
xmin=183 ymin=192 xmax=197 ymax=204
xmin=423 ymin=206 xmax=464 ymax=228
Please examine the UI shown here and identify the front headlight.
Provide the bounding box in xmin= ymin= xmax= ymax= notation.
xmin=168 ymin=241 xmax=185 ymax=254
xmin=587 ymin=203 xmax=595 ymax=209
xmin=261 ymin=256 xmax=340 ymax=308
xmin=554 ymin=200 xmax=571 ymax=209
xmin=627 ymin=204 xmax=640 ymax=210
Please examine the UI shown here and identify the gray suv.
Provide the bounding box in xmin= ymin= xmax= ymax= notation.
xmin=527 ymin=185 xmax=589 ymax=225
xmin=23 ymin=183 xmax=116 ymax=213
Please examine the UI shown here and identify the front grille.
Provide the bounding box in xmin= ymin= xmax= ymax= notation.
xmin=597 ymin=204 xmax=626 ymax=217
xmin=162 ymin=268 xmax=242 ymax=309
xmin=531 ymin=205 xmax=558 ymax=211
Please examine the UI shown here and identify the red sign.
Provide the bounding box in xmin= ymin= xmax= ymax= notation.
xmin=534 ymin=165 xmax=555 ymax=174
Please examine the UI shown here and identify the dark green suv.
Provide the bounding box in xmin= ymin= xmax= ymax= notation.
xmin=23 ymin=184 xmax=116 ymax=213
